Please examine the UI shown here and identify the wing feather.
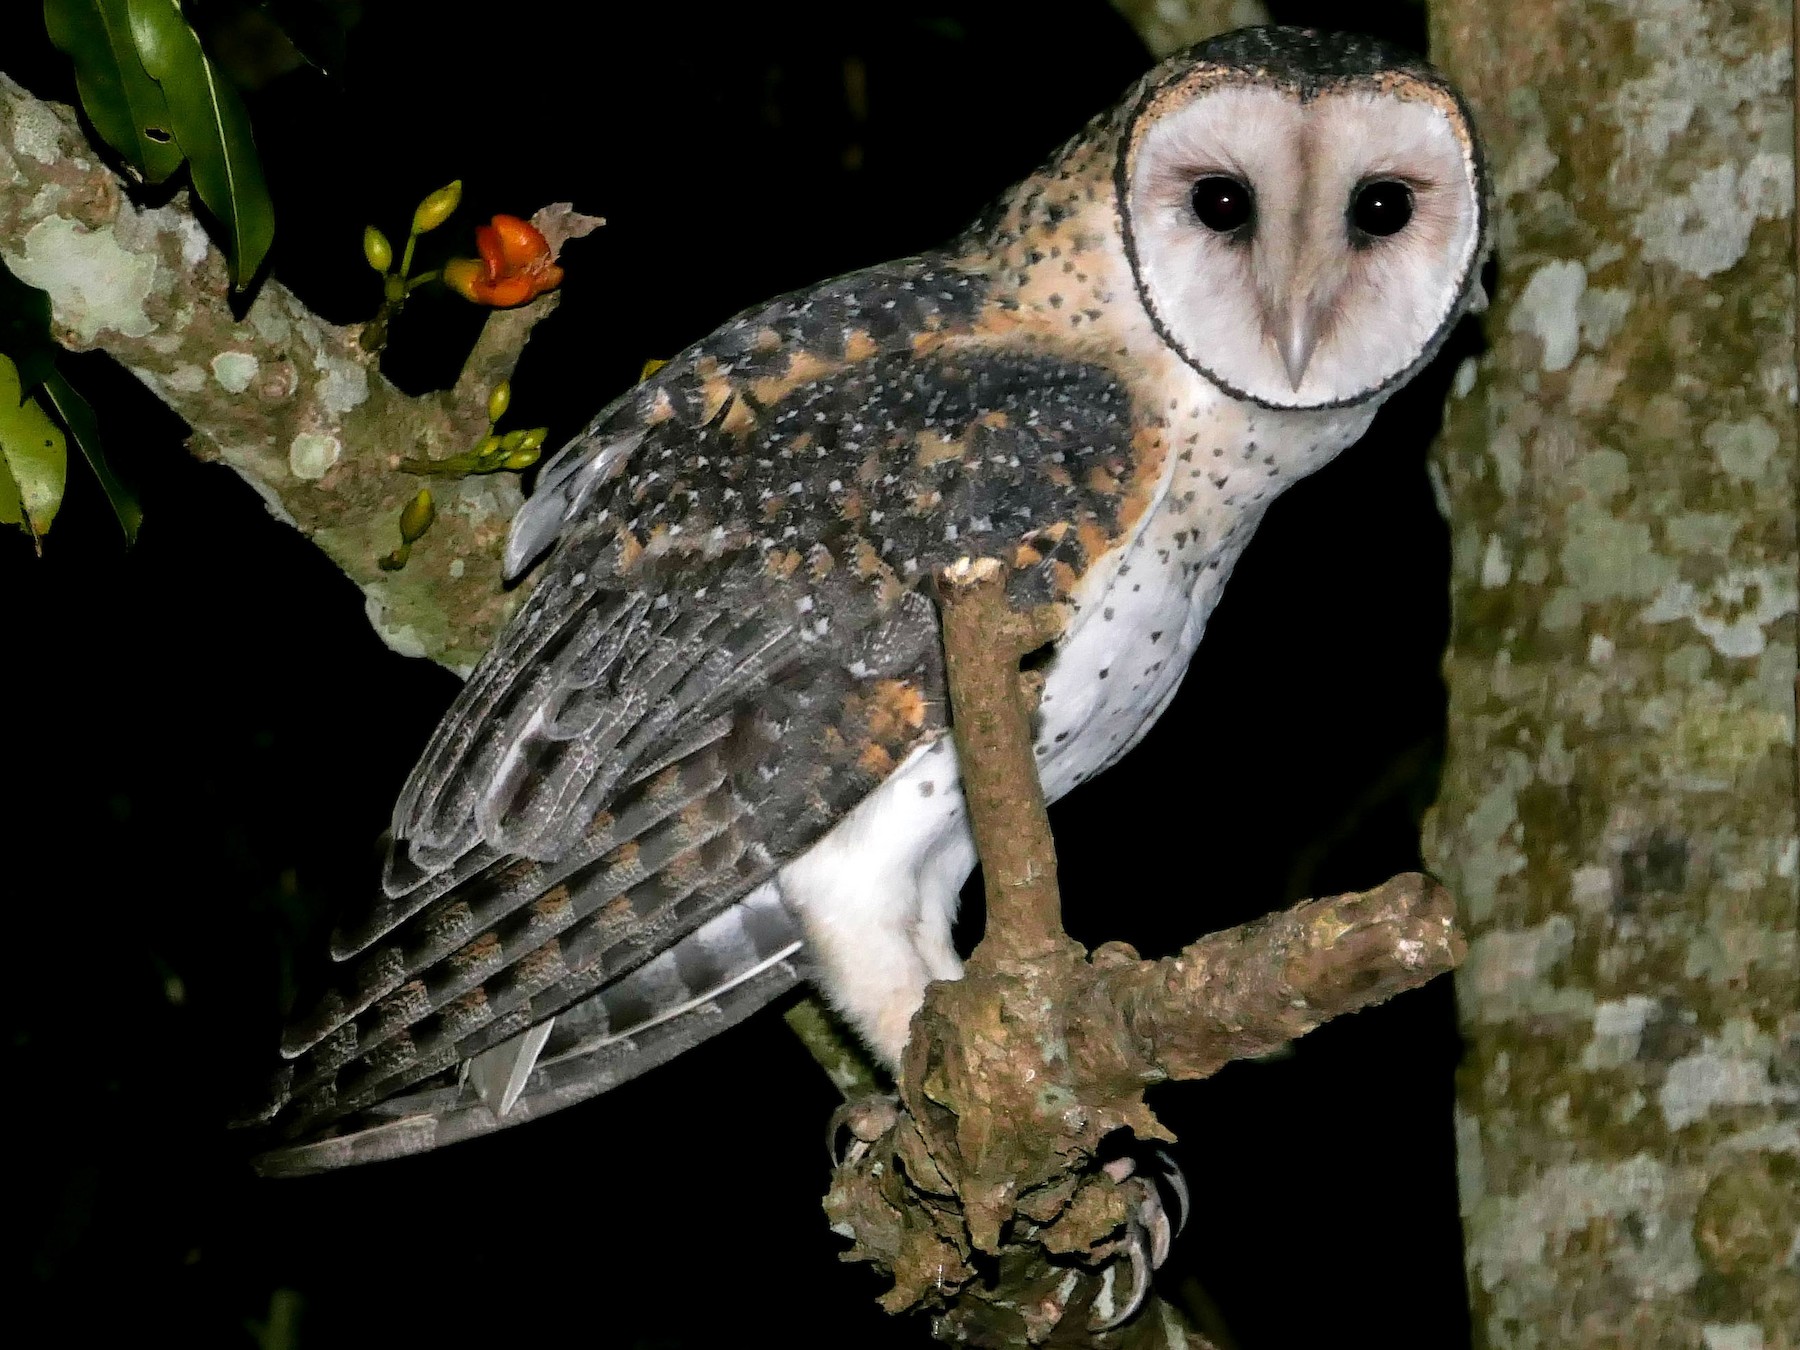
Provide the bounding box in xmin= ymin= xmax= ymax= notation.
xmin=252 ymin=254 xmax=1153 ymax=1160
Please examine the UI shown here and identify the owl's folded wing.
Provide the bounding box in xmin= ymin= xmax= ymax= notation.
xmin=247 ymin=258 xmax=1155 ymax=1171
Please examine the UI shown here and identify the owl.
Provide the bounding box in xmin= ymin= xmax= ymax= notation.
xmin=249 ymin=27 xmax=1487 ymax=1173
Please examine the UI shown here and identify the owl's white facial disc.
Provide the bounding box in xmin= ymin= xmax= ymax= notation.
xmin=1123 ymin=82 xmax=1483 ymax=409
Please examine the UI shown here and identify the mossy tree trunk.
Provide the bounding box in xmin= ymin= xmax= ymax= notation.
xmin=1428 ymin=3 xmax=1800 ymax=1346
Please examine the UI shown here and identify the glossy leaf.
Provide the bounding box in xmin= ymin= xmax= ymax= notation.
xmin=261 ymin=0 xmax=359 ymax=80
xmin=40 ymin=369 xmax=140 ymax=544
xmin=0 ymin=446 xmax=20 ymax=530
xmin=0 ymin=353 xmax=69 ymax=542
xmin=0 ymin=260 xmax=58 ymax=390
xmin=126 ymin=0 xmax=275 ymax=287
xmin=0 ymin=260 xmax=141 ymax=543
xmin=44 ymin=0 xmax=184 ymax=184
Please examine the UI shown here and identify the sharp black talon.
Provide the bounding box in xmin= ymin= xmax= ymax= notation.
xmin=1137 ymin=1180 xmax=1172 ymax=1268
xmin=827 ymin=1105 xmax=862 ymax=1166
xmin=1149 ymin=1144 xmax=1190 ymax=1236
xmin=1092 ymin=1214 xmax=1154 ymax=1331
xmin=826 ymin=1093 xmax=898 ymax=1167
xmin=1088 ymin=1142 xmax=1189 ymax=1329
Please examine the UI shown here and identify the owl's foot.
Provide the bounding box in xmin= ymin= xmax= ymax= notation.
xmin=827 ymin=1092 xmax=900 ymax=1167
xmin=1093 ymin=1145 xmax=1190 ymax=1330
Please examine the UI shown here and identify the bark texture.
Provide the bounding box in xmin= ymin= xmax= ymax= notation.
xmin=1427 ymin=3 xmax=1800 ymax=1346
xmin=0 ymin=75 xmax=598 ymax=672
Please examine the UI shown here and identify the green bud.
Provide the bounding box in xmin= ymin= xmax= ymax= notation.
xmin=487 ymin=379 xmax=511 ymax=423
xmin=364 ymin=225 xmax=393 ymax=273
xmin=474 ymin=434 xmax=503 ymax=461
xmin=500 ymin=428 xmax=527 ymax=451
xmin=504 ymin=446 xmax=541 ymax=470
xmin=383 ymin=274 xmax=405 ymax=303
xmin=412 ymin=180 xmax=462 ymax=235
xmin=517 ymin=427 xmax=547 ymax=452
xmin=399 ymin=488 xmax=435 ymax=543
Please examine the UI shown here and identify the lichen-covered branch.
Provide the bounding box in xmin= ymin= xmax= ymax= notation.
xmin=783 ymin=996 xmax=882 ymax=1100
xmin=1427 ymin=2 xmax=1800 ymax=1345
xmin=1088 ymin=871 xmax=1461 ymax=1084
xmin=0 ymin=74 xmax=598 ymax=671
xmin=826 ymin=560 xmax=1463 ymax=1345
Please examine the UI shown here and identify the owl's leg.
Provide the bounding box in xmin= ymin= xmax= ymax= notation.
xmin=911 ymin=811 xmax=976 ymax=983
xmin=785 ymin=861 xmax=945 ymax=1066
xmin=778 ymin=738 xmax=976 ymax=1067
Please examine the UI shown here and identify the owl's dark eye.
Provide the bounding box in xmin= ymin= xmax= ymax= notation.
xmin=1351 ymin=179 xmax=1414 ymax=237
xmin=1191 ymin=176 xmax=1254 ymax=234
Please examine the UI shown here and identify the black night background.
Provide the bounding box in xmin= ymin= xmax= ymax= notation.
xmin=5 ymin=3 xmax=1475 ymax=1344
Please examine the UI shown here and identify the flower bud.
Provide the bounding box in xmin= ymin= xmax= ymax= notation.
xmin=363 ymin=226 xmax=393 ymax=273
xmin=487 ymin=380 xmax=511 ymax=423
xmin=639 ymin=358 xmax=669 ymax=382
xmin=442 ymin=257 xmax=483 ymax=302
xmin=474 ymin=434 xmax=503 ymax=461
xmin=412 ymin=180 xmax=463 ymax=235
xmin=517 ymin=427 xmax=547 ymax=452
xmin=399 ymin=488 xmax=435 ymax=543
xmin=504 ymin=446 xmax=541 ymax=470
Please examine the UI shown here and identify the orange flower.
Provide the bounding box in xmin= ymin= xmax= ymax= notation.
xmin=443 ymin=214 xmax=565 ymax=307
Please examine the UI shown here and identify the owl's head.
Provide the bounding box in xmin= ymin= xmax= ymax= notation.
xmin=1118 ymin=28 xmax=1488 ymax=410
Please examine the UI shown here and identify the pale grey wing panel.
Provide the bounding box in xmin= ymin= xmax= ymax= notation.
xmin=276 ymin=733 xmax=740 ymax=1063
xmin=259 ymin=625 xmax=943 ymax=1142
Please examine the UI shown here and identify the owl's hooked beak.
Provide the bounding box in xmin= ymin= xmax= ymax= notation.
xmin=1269 ymin=303 xmax=1323 ymax=392
xmin=1255 ymin=245 xmax=1335 ymax=392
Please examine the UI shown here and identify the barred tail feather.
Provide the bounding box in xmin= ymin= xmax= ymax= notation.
xmin=252 ymin=884 xmax=805 ymax=1176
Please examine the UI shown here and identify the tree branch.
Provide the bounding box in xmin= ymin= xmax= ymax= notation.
xmin=938 ymin=555 xmax=1069 ymax=962
xmin=825 ymin=560 xmax=1465 ymax=1345
xmin=0 ymin=74 xmax=597 ymax=671
xmin=1108 ymin=0 xmax=1272 ymax=58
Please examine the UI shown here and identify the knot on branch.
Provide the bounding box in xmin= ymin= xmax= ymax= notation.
xmin=822 ymin=559 xmax=1464 ymax=1345
xmin=825 ymin=874 xmax=1460 ymax=1344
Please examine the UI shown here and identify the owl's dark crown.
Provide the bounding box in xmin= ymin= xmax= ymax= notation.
xmin=1178 ymin=25 xmax=1443 ymax=97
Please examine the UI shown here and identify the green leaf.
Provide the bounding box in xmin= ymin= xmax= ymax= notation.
xmin=0 ymin=450 xmax=21 ymax=531
xmin=40 ymin=369 xmax=140 ymax=544
xmin=0 ymin=353 xmax=69 ymax=542
xmin=44 ymin=0 xmax=185 ymax=184
xmin=0 ymin=258 xmax=58 ymax=390
xmin=0 ymin=260 xmax=140 ymax=543
xmin=126 ymin=0 xmax=275 ymax=288
xmin=260 ymin=0 xmax=360 ymax=81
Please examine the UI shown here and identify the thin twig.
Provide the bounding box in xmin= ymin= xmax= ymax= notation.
xmin=783 ymin=995 xmax=882 ymax=1100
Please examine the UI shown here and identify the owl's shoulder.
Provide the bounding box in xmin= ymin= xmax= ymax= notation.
xmin=512 ymin=252 xmax=1181 ymax=601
